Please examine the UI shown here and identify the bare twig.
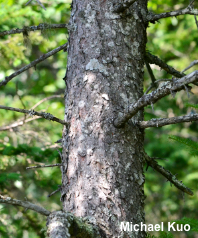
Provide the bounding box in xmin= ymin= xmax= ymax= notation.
xmin=145 ymin=61 xmax=157 ymax=86
xmin=0 ymin=95 xmax=63 ymax=131
xmin=189 ymin=0 xmax=196 ymax=7
xmin=114 ymin=71 xmax=198 ymax=127
xmin=145 ymin=52 xmax=198 ymax=87
xmin=189 ymin=0 xmax=198 ymax=30
xmin=48 ymin=187 xmax=61 ymax=198
xmin=0 ymin=117 xmax=42 ymax=131
xmin=0 ymin=105 xmax=68 ymax=126
xmin=182 ymin=60 xmax=198 ymax=73
xmin=55 ymin=138 xmax=62 ymax=144
xmin=0 ymin=43 xmax=68 ymax=88
xmin=35 ymin=0 xmax=46 ymax=10
xmin=31 ymin=95 xmax=63 ymax=110
xmin=147 ymin=7 xmax=198 ymax=22
xmin=0 ymin=195 xmax=50 ymax=216
xmin=0 ymin=24 xmax=68 ymax=37
xmin=25 ymin=0 xmax=46 ymax=10
xmin=138 ymin=113 xmax=198 ymax=128
xmin=145 ymin=52 xmax=185 ymax=78
xmin=25 ymin=0 xmax=33 ymax=6
xmin=145 ymin=61 xmax=157 ymax=94
xmin=194 ymin=15 xmax=198 ymax=29
xmin=26 ymin=163 xmax=62 ymax=169
xmin=144 ymin=79 xmax=172 ymax=95
xmin=143 ymin=152 xmax=193 ymax=196
xmin=113 ymin=0 xmax=137 ymax=13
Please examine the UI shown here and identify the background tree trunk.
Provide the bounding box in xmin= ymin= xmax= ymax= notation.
xmin=61 ymin=0 xmax=148 ymax=237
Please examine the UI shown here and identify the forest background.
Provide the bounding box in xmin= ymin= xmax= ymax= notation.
xmin=0 ymin=0 xmax=198 ymax=237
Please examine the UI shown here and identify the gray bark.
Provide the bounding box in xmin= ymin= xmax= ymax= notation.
xmin=61 ymin=0 xmax=148 ymax=237
xmin=47 ymin=212 xmax=70 ymax=238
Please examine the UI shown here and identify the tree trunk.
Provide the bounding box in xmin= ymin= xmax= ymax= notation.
xmin=61 ymin=0 xmax=148 ymax=237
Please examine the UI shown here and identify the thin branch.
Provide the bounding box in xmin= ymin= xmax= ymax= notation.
xmin=143 ymin=152 xmax=193 ymax=196
xmin=35 ymin=0 xmax=46 ymax=10
xmin=0 ymin=95 xmax=63 ymax=131
xmin=48 ymin=187 xmax=61 ymax=198
xmin=0 ymin=105 xmax=68 ymax=126
xmin=0 ymin=43 xmax=68 ymax=88
xmin=0 ymin=24 xmax=68 ymax=37
xmin=25 ymin=0 xmax=46 ymax=10
xmin=189 ymin=0 xmax=196 ymax=7
xmin=189 ymin=0 xmax=198 ymax=30
xmin=147 ymin=6 xmax=198 ymax=22
xmin=145 ymin=52 xmax=198 ymax=87
xmin=31 ymin=95 xmax=63 ymax=110
xmin=145 ymin=52 xmax=185 ymax=78
xmin=145 ymin=61 xmax=157 ymax=94
xmin=145 ymin=61 xmax=157 ymax=86
xmin=26 ymin=163 xmax=62 ymax=169
xmin=138 ymin=113 xmax=198 ymax=128
xmin=144 ymin=79 xmax=172 ymax=95
xmin=0 ymin=195 xmax=50 ymax=216
xmin=55 ymin=138 xmax=62 ymax=144
xmin=113 ymin=0 xmax=137 ymax=13
xmin=0 ymin=116 xmax=42 ymax=131
xmin=194 ymin=14 xmax=198 ymax=29
xmin=114 ymin=70 xmax=198 ymax=127
xmin=182 ymin=60 xmax=198 ymax=73
xmin=25 ymin=0 xmax=33 ymax=5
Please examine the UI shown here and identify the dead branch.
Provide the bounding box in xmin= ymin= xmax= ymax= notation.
xmin=25 ymin=0 xmax=46 ymax=10
xmin=48 ymin=187 xmax=61 ymax=198
xmin=113 ymin=0 xmax=137 ymax=13
xmin=182 ymin=60 xmax=198 ymax=73
xmin=0 ymin=117 xmax=41 ymax=131
xmin=144 ymin=79 xmax=172 ymax=95
xmin=0 ymin=105 xmax=68 ymax=126
xmin=0 ymin=24 xmax=68 ymax=37
xmin=145 ymin=61 xmax=157 ymax=94
xmin=25 ymin=0 xmax=33 ymax=5
xmin=0 ymin=195 xmax=50 ymax=216
xmin=194 ymin=14 xmax=198 ymax=30
xmin=0 ymin=43 xmax=68 ymax=88
xmin=188 ymin=0 xmax=198 ymax=31
xmin=143 ymin=152 xmax=193 ymax=196
xmin=27 ymin=163 xmax=62 ymax=169
xmin=114 ymin=70 xmax=198 ymax=127
xmin=145 ymin=52 xmax=185 ymax=78
xmin=147 ymin=6 xmax=198 ymax=22
xmin=35 ymin=0 xmax=46 ymax=10
xmin=145 ymin=61 xmax=157 ymax=87
xmin=31 ymin=95 xmax=63 ymax=110
xmin=0 ymin=95 xmax=63 ymax=131
xmin=138 ymin=113 xmax=198 ymax=128
xmin=145 ymin=52 xmax=198 ymax=89
xmin=189 ymin=0 xmax=196 ymax=7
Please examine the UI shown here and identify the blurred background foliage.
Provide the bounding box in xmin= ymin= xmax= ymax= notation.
xmin=145 ymin=1 xmax=198 ymax=237
xmin=0 ymin=0 xmax=198 ymax=237
xmin=0 ymin=0 xmax=71 ymax=237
